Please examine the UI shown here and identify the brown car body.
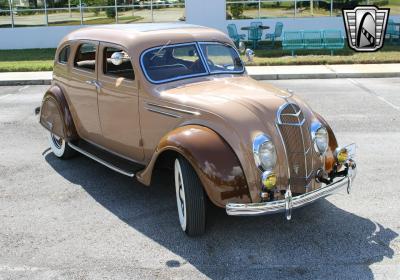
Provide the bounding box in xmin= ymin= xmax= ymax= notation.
xmin=39 ymin=24 xmax=356 ymax=221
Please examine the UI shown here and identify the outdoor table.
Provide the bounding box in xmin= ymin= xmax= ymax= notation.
xmin=241 ymin=25 xmax=270 ymax=49
xmin=241 ymin=25 xmax=270 ymax=31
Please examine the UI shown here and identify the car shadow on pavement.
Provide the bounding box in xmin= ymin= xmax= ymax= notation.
xmin=45 ymin=153 xmax=398 ymax=279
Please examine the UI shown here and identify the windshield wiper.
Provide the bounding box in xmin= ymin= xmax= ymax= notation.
xmin=150 ymin=40 xmax=172 ymax=61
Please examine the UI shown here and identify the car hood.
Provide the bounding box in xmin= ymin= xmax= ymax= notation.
xmin=154 ymin=76 xmax=312 ymax=130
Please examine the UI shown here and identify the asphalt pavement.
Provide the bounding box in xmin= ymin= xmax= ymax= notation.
xmin=0 ymin=78 xmax=399 ymax=280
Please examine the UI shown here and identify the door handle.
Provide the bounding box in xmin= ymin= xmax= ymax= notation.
xmin=86 ymin=80 xmax=102 ymax=89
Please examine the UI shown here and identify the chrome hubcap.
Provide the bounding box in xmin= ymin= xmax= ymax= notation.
xmin=51 ymin=134 xmax=63 ymax=149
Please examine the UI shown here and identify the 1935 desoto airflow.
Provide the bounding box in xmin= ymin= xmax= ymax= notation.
xmin=39 ymin=23 xmax=357 ymax=236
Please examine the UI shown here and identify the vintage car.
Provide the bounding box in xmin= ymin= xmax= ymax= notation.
xmin=38 ymin=23 xmax=357 ymax=236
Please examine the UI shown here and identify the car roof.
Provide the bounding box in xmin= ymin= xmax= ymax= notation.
xmin=60 ymin=23 xmax=233 ymax=55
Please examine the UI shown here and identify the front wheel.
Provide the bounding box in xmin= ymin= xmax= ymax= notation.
xmin=48 ymin=133 xmax=76 ymax=159
xmin=174 ymin=157 xmax=206 ymax=236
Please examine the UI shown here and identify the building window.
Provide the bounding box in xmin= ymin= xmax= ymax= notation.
xmin=226 ymin=0 xmax=400 ymax=20
xmin=2 ymin=0 xmax=185 ymax=28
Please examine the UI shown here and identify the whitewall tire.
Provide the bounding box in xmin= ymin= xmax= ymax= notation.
xmin=174 ymin=157 xmax=206 ymax=236
xmin=48 ymin=133 xmax=76 ymax=159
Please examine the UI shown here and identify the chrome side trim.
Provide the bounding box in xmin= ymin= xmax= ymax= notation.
xmin=146 ymin=102 xmax=200 ymax=116
xmin=67 ymin=142 xmax=135 ymax=178
xmin=144 ymin=106 xmax=182 ymax=118
xmin=226 ymin=160 xmax=357 ymax=217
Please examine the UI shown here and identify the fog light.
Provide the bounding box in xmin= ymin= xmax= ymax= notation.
xmin=262 ymin=171 xmax=277 ymax=190
xmin=335 ymin=147 xmax=349 ymax=164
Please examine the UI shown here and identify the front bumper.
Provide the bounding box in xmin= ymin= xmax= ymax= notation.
xmin=226 ymin=160 xmax=357 ymax=219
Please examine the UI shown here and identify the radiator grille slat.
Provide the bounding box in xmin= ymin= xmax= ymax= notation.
xmin=277 ymin=103 xmax=313 ymax=190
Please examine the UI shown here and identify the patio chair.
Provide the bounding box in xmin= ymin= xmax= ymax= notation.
xmin=248 ymin=22 xmax=263 ymax=49
xmin=264 ymin=22 xmax=284 ymax=49
xmin=227 ymin=24 xmax=246 ymax=46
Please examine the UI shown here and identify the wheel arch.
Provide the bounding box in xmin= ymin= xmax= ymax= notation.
xmin=136 ymin=125 xmax=252 ymax=208
xmin=39 ymin=85 xmax=78 ymax=141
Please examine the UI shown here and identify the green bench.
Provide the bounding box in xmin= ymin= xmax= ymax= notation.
xmin=282 ymin=30 xmax=345 ymax=56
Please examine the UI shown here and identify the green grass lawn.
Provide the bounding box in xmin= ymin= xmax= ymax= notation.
xmin=0 ymin=43 xmax=399 ymax=72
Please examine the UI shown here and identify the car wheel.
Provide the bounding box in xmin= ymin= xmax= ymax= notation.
xmin=174 ymin=157 xmax=206 ymax=236
xmin=48 ymin=133 xmax=76 ymax=159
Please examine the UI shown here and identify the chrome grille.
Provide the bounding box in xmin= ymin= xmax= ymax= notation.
xmin=277 ymin=103 xmax=313 ymax=190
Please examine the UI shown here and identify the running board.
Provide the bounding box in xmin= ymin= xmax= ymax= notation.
xmin=68 ymin=141 xmax=143 ymax=178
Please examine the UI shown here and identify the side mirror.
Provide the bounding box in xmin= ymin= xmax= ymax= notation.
xmin=110 ymin=52 xmax=128 ymax=66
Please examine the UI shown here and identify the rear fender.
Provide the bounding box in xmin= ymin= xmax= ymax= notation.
xmin=39 ymin=85 xmax=78 ymax=141
xmin=136 ymin=125 xmax=252 ymax=207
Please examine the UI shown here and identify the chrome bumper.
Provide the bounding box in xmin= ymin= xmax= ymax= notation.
xmin=226 ymin=161 xmax=357 ymax=219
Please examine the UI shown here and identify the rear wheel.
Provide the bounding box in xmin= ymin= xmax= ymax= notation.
xmin=174 ymin=157 xmax=206 ymax=236
xmin=48 ymin=133 xmax=76 ymax=159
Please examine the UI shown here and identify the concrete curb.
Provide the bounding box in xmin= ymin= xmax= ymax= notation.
xmin=250 ymin=72 xmax=400 ymax=80
xmin=0 ymin=80 xmax=51 ymax=86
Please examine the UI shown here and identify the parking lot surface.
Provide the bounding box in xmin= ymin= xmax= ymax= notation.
xmin=0 ymin=78 xmax=399 ymax=280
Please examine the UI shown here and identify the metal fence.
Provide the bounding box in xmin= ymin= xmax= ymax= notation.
xmin=0 ymin=0 xmax=185 ymax=28
xmin=226 ymin=0 xmax=400 ymax=19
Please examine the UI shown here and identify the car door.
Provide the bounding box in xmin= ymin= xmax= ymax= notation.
xmin=68 ymin=41 xmax=102 ymax=142
xmin=96 ymin=43 xmax=144 ymax=161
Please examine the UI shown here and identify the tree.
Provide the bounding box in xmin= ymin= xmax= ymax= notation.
xmin=230 ymin=3 xmax=244 ymax=19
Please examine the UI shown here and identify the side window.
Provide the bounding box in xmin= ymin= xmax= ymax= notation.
xmin=58 ymin=45 xmax=70 ymax=64
xmin=74 ymin=43 xmax=96 ymax=72
xmin=103 ymin=47 xmax=135 ymax=80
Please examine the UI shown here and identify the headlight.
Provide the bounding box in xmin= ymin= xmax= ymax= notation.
xmin=253 ymin=134 xmax=277 ymax=171
xmin=311 ymin=122 xmax=329 ymax=155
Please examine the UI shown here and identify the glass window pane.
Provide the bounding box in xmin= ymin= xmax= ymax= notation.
xmin=13 ymin=9 xmax=46 ymax=27
xmin=48 ymin=8 xmax=82 ymax=26
xmin=117 ymin=5 xmax=149 ymax=23
xmin=295 ymin=1 xmax=331 ymax=18
xmin=377 ymin=0 xmax=400 ymax=16
xmin=227 ymin=1 xmax=258 ymax=20
xmin=141 ymin=44 xmax=207 ymax=83
xmin=58 ymin=45 xmax=71 ymax=64
xmin=200 ymin=43 xmax=244 ymax=73
xmin=152 ymin=3 xmax=185 ymax=22
xmin=0 ymin=1 xmax=11 ymax=28
xmin=83 ymin=7 xmax=115 ymax=25
xmin=74 ymin=43 xmax=96 ymax=71
xmin=259 ymin=1 xmax=295 ymax=18
xmin=103 ymin=47 xmax=135 ymax=80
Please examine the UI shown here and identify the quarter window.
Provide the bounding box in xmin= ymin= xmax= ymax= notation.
xmin=103 ymin=47 xmax=135 ymax=80
xmin=74 ymin=43 xmax=96 ymax=72
xmin=58 ymin=45 xmax=70 ymax=64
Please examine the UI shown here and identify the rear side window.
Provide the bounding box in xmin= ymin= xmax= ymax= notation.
xmin=74 ymin=43 xmax=96 ymax=72
xmin=58 ymin=45 xmax=70 ymax=64
xmin=103 ymin=47 xmax=135 ymax=80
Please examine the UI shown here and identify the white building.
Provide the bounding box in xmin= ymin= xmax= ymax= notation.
xmin=0 ymin=0 xmax=399 ymax=49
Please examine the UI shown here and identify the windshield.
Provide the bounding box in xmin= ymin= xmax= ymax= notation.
xmin=141 ymin=42 xmax=244 ymax=84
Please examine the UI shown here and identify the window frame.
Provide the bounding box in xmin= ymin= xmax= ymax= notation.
xmin=73 ymin=42 xmax=98 ymax=73
xmin=101 ymin=44 xmax=135 ymax=81
xmin=57 ymin=45 xmax=71 ymax=65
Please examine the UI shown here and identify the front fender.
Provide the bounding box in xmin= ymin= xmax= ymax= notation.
xmin=39 ymin=85 xmax=78 ymax=141
xmin=136 ymin=125 xmax=252 ymax=207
